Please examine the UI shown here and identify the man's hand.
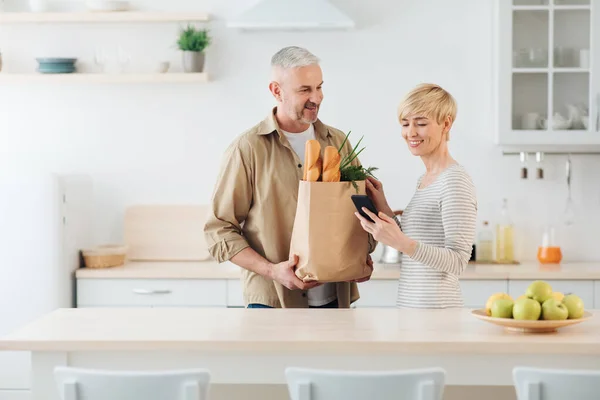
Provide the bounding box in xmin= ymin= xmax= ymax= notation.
xmin=270 ymin=254 xmax=321 ymax=291
xmin=351 ymin=254 xmax=374 ymax=283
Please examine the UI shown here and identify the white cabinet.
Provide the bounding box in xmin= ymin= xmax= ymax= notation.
xmin=508 ymin=279 xmax=595 ymax=307
xmin=75 ymin=277 xmax=600 ymax=309
xmin=353 ymin=280 xmax=509 ymax=308
xmin=76 ymin=279 xmax=228 ymax=308
xmin=460 ymin=280 xmax=509 ymax=308
xmin=353 ymin=281 xmax=398 ymax=307
xmin=0 ymin=175 xmax=92 ymax=392
xmin=227 ymin=279 xmax=245 ymax=307
xmin=494 ymin=0 xmax=600 ymax=148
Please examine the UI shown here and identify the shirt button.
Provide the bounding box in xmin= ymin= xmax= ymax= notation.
xmin=298 ymin=164 xmax=302 ymax=168
xmin=302 ymin=292 xmax=307 ymax=297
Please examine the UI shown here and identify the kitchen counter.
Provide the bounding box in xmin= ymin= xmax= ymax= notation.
xmin=74 ymin=259 xmax=600 ymax=280
xmin=2 ymin=307 xmax=599 ymax=353
xmin=1 ymin=307 xmax=600 ymax=400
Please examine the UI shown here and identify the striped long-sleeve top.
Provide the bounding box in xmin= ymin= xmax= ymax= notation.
xmin=393 ymin=164 xmax=477 ymax=308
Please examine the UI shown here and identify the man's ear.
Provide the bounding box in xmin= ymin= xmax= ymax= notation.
xmin=269 ymin=81 xmax=282 ymax=101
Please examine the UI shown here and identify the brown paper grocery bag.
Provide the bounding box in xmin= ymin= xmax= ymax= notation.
xmin=290 ymin=180 xmax=371 ymax=283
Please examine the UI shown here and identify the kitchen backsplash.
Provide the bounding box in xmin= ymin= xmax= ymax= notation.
xmin=1 ymin=0 xmax=600 ymax=261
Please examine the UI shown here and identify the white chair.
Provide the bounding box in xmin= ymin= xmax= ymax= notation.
xmin=513 ymin=366 xmax=600 ymax=400
xmin=53 ymin=366 xmax=211 ymax=400
xmin=285 ymin=367 xmax=446 ymax=400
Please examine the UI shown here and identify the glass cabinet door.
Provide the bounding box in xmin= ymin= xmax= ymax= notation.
xmin=496 ymin=0 xmax=599 ymax=146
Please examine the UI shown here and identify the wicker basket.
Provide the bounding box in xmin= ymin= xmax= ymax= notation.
xmin=82 ymin=244 xmax=128 ymax=269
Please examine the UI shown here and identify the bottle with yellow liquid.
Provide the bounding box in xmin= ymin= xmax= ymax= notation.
xmin=476 ymin=221 xmax=494 ymax=262
xmin=495 ymin=198 xmax=515 ymax=263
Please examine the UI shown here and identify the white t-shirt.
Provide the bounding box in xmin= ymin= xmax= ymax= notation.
xmin=281 ymin=124 xmax=337 ymax=307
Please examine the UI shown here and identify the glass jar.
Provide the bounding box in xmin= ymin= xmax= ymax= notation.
xmin=537 ymin=226 xmax=562 ymax=264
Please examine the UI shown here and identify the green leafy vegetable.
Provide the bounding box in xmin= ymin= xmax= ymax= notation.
xmin=338 ymin=131 xmax=378 ymax=192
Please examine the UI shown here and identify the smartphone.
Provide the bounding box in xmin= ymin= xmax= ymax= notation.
xmin=351 ymin=195 xmax=379 ymax=223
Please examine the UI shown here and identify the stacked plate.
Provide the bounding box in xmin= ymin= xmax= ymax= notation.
xmin=36 ymin=58 xmax=77 ymax=74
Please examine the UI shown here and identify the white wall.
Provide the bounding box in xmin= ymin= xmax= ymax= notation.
xmin=1 ymin=0 xmax=600 ymax=263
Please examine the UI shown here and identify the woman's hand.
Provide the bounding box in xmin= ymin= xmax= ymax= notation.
xmin=355 ymin=207 xmax=417 ymax=256
xmin=366 ymin=177 xmax=394 ymax=218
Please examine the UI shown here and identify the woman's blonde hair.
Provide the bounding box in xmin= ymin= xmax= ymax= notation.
xmin=397 ymin=83 xmax=457 ymax=140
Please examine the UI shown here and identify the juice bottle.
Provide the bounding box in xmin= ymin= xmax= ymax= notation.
xmin=495 ymin=199 xmax=515 ymax=263
xmin=476 ymin=221 xmax=494 ymax=262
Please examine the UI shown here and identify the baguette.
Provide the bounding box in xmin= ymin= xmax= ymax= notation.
xmin=304 ymin=140 xmax=322 ymax=182
xmin=322 ymin=146 xmax=341 ymax=182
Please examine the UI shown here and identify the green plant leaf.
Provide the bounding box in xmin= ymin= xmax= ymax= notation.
xmin=338 ymin=130 xmax=351 ymax=153
xmin=177 ymin=24 xmax=211 ymax=52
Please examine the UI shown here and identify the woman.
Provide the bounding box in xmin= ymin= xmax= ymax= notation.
xmin=355 ymin=83 xmax=477 ymax=308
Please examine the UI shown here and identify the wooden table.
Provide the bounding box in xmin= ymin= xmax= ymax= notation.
xmin=1 ymin=307 xmax=599 ymax=400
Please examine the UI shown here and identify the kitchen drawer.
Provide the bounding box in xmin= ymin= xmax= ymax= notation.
xmin=508 ymin=280 xmax=595 ymax=308
xmin=76 ymin=279 xmax=227 ymax=307
xmin=354 ymin=281 xmax=398 ymax=307
xmin=227 ymin=279 xmax=244 ymax=307
xmin=460 ymin=280 xmax=509 ymax=309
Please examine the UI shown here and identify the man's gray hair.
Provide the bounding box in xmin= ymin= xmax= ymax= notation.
xmin=271 ymin=46 xmax=320 ymax=69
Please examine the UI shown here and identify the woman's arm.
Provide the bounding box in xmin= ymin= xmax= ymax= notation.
xmin=407 ymin=172 xmax=477 ymax=276
xmin=356 ymin=171 xmax=477 ymax=277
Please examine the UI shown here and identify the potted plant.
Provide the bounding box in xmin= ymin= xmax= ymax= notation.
xmin=176 ymin=24 xmax=211 ymax=73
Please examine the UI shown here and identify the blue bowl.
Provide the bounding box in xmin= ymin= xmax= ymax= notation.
xmin=37 ymin=65 xmax=76 ymax=74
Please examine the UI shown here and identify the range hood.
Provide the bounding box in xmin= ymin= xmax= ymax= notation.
xmin=227 ymin=0 xmax=355 ymax=30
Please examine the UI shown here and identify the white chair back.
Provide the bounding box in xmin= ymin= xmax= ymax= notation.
xmin=54 ymin=367 xmax=210 ymax=400
xmin=285 ymin=367 xmax=445 ymax=400
xmin=514 ymin=366 xmax=600 ymax=400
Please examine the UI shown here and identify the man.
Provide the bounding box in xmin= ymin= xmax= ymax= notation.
xmin=204 ymin=46 xmax=376 ymax=308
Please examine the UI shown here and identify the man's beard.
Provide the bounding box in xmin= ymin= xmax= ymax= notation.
xmin=296 ymin=101 xmax=319 ymax=123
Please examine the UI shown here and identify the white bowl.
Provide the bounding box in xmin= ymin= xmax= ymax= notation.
xmin=156 ymin=61 xmax=170 ymax=73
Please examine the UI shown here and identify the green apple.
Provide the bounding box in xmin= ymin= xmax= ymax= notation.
xmin=541 ymin=298 xmax=568 ymax=320
xmin=563 ymin=294 xmax=585 ymax=319
xmin=513 ymin=297 xmax=542 ymax=320
xmin=525 ymin=280 xmax=553 ymax=303
xmin=491 ymin=299 xmax=514 ymax=318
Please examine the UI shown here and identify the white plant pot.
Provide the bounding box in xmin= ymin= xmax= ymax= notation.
xmin=182 ymin=51 xmax=205 ymax=73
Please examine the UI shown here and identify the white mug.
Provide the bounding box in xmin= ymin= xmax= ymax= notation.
xmin=522 ymin=113 xmax=542 ymax=130
xmin=29 ymin=0 xmax=48 ymax=12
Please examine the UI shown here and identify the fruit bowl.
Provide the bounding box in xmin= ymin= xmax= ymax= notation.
xmin=472 ymin=309 xmax=592 ymax=333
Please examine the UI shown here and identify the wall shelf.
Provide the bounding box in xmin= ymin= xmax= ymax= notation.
xmin=0 ymin=11 xmax=209 ymax=24
xmin=0 ymin=72 xmax=209 ymax=84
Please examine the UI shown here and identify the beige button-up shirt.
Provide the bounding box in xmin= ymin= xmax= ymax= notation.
xmin=204 ymin=107 xmax=376 ymax=308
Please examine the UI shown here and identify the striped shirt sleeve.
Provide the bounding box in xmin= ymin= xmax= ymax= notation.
xmin=409 ymin=170 xmax=477 ymax=276
xmin=393 ymin=215 xmax=401 ymax=229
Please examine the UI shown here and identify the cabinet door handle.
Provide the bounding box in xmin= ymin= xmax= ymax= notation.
xmin=132 ymin=289 xmax=172 ymax=295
